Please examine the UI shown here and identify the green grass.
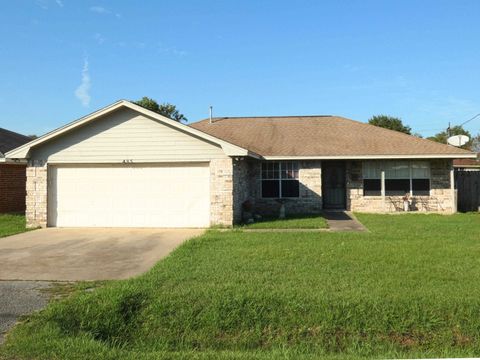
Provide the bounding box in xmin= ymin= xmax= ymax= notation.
xmin=2 ymin=213 xmax=480 ymax=359
xmin=0 ymin=213 xmax=28 ymax=238
xmin=239 ymin=214 xmax=328 ymax=229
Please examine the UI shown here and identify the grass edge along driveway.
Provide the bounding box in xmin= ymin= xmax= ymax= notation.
xmin=1 ymin=213 xmax=480 ymax=360
xmin=0 ymin=214 xmax=29 ymax=238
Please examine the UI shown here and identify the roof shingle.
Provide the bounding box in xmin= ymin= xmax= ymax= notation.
xmin=190 ymin=116 xmax=473 ymax=157
xmin=0 ymin=128 xmax=32 ymax=156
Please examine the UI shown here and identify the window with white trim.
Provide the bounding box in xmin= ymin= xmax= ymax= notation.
xmin=261 ymin=162 xmax=299 ymax=198
xmin=385 ymin=161 xmax=410 ymax=196
xmin=362 ymin=161 xmax=430 ymax=196
xmin=411 ymin=161 xmax=430 ymax=195
xmin=362 ymin=162 xmax=382 ymax=196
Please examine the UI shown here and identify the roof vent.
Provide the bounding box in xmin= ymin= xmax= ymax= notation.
xmin=209 ymin=106 xmax=213 ymax=124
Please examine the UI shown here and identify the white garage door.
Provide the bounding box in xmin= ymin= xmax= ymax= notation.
xmin=48 ymin=163 xmax=210 ymax=228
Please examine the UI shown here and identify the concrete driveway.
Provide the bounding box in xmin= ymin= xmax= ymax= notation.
xmin=0 ymin=228 xmax=203 ymax=281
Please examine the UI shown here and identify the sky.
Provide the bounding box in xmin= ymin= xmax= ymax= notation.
xmin=1 ymin=0 xmax=480 ymax=138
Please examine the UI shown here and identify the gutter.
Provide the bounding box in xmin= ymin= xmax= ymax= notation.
xmin=261 ymin=154 xmax=478 ymax=160
xmin=0 ymin=157 xmax=27 ymax=164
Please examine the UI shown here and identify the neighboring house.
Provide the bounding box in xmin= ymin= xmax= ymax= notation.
xmin=5 ymin=100 xmax=476 ymax=228
xmin=453 ymin=156 xmax=480 ymax=171
xmin=454 ymin=155 xmax=480 ymax=212
xmin=0 ymin=128 xmax=32 ymax=213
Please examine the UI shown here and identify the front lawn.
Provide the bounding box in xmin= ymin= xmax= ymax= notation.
xmin=0 ymin=213 xmax=28 ymax=238
xmin=239 ymin=213 xmax=328 ymax=229
xmin=2 ymin=213 xmax=480 ymax=359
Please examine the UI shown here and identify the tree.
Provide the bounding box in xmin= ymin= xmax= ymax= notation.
xmin=368 ymin=115 xmax=412 ymax=135
xmin=134 ymin=96 xmax=187 ymax=122
xmin=469 ymin=133 xmax=480 ymax=153
xmin=427 ymin=125 xmax=472 ymax=149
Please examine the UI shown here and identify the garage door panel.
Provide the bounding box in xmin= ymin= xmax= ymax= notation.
xmin=48 ymin=164 xmax=210 ymax=228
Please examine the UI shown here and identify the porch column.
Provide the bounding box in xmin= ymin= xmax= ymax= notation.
xmin=450 ymin=166 xmax=457 ymax=213
xmin=381 ymin=169 xmax=385 ymax=212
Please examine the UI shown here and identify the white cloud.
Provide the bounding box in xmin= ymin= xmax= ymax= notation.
xmin=36 ymin=0 xmax=48 ymax=9
xmin=157 ymin=42 xmax=187 ymax=57
xmin=74 ymin=59 xmax=91 ymax=107
xmin=89 ymin=5 xmax=121 ymax=18
xmin=36 ymin=0 xmax=64 ymax=9
xmin=90 ymin=6 xmax=109 ymax=14
xmin=93 ymin=33 xmax=106 ymax=45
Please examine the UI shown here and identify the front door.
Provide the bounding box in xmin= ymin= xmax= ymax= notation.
xmin=322 ymin=161 xmax=346 ymax=209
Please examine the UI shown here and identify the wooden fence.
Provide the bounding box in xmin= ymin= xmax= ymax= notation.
xmin=455 ymin=170 xmax=480 ymax=212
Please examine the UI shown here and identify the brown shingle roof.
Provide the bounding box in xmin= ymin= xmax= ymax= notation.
xmin=189 ymin=115 xmax=474 ymax=157
xmin=0 ymin=128 xmax=31 ymax=156
xmin=453 ymin=156 xmax=480 ymax=167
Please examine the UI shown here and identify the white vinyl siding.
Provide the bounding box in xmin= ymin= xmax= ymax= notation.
xmin=48 ymin=163 xmax=210 ymax=228
xmin=31 ymin=108 xmax=227 ymax=163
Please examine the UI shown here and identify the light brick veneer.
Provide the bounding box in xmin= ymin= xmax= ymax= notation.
xmin=232 ymin=159 xmax=251 ymax=223
xmin=26 ymin=158 xmax=241 ymax=229
xmin=25 ymin=158 xmax=454 ymax=229
xmin=347 ymin=159 xmax=454 ymax=213
xmin=26 ymin=161 xmax=48 ymax=228
xmin=249 ymin=160 xmax=323 ymax=216
xmin=209 ymin=158 xmax=234 ymax=226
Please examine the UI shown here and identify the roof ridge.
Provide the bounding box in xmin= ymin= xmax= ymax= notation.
xmin=217 ymin=115 xmax=333 ymax=118
xmin=192 ymin=115 xmax=336 ymax=124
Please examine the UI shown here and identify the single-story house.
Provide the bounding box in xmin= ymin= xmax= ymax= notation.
xmin=454 ymin=156 xmax=480 ymax=171
xmin=0 ymin=128 xmax=32 ymax=213
xmin=5 ymin=100 xmax=476 ymax=228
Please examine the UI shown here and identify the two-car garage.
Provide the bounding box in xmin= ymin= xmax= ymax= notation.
xmin=47 ymin=163 xmax=211 ymax=228
xmin=7 ymin=101 xmax=248 ymax=229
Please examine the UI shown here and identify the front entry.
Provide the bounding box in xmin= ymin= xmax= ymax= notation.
xmin=322 ymin=161 xmax=346 ymax=209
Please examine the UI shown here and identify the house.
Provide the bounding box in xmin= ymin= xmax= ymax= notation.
xmin=453 ymin=155 xmax=480 ymax=212
xmin=5 ymin=100 xmax=476 ymax=228
xmin=453 ymin=156 xmax=480 ymax=171
xmin=0 ymin=128 xmax=32 ymax=213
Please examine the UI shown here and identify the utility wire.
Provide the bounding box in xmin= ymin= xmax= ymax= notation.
xmin=459 ymin=113 xmax=480 ymax=127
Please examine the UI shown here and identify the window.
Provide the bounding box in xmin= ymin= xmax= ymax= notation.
xmin=362 ymin=162 xmax=381 ymax=196
xmin=362 ymin=161 xmax=431 ymax=196
xmin=385 ymin=161 xmax=410 ymax=196
xmin=411 ymin=161 xmax=430 ymax=195
xmin=363 ymin=179 xmax=381 ymax=196
xmin=261 ymin=162 xmax=299 ymax=198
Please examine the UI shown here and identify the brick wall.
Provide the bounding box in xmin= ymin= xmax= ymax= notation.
xmin=0 ymin=164 xmax=27 ymax=213
xmin=347 ymin=159 xmax=454 ymax=213
xmin=249 ymin=160 xmax=323 ymax=217
xmin=209 ymin=158 xmax=234 ymax=226
xmin=25 ymin=161 xmax=47 ymax=228
xmin=232 ymin=159 xmax=251 ymax=223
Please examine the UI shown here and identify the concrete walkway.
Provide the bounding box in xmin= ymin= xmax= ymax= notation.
xmin=322 ymin=211 xmax=367 ymax=232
